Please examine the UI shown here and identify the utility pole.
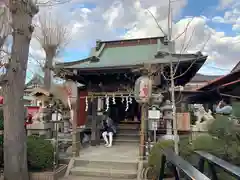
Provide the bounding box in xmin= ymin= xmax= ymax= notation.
xmin=168 ymin=0 xmax=179 ymax=155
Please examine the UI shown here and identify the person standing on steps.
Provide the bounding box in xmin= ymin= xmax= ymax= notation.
xmin=102 ymin=111 xmax=116 ymax=147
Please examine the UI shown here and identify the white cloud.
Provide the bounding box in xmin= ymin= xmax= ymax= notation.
xmin=212 ymin=1 xmax=240 ymax=33
xmin=123 ymin=8 xmax=240 ymax=70
xmin=218 ymin=0 xmax=238 ymax=10
xmin=27 ymin=0 xmax=240 ymax=76
xmin=212 ymin=16 xmax=226 ymax=23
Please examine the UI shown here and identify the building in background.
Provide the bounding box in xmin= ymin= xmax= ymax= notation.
xmin=231 ymin=61 xmax=240 ymax=73
xmin=24 ymin=74 xmax=44 ymax=105
xmin=184 ymin=73 xmax=221 ymax=90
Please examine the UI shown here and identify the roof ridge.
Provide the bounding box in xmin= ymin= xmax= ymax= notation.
xmin=100 ymin=36 xmax=164 ymax=43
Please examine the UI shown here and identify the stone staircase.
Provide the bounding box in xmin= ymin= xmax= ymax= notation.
xmin=67 ymin=159 xmax=138 ymax=180
xmin=115 ymin=123 xmax=140 ymax=144
xmin=61 ymin=123 xmax=140 ymax=180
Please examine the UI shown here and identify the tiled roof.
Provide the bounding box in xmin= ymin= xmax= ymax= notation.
xmin=191 ymin=74 xmax=221 ymax=82
xmin=25 ymin=74 xmax=44 ymax=87
xmin=56 ymin=37 xmax=207 ymax=70
xmin=231 ymin=61 xmax=240 ymax=73
xmin=198 ymin=69 xmax=240 ymax=91
xmin=68 ymin=44 xmax=159 ymax=69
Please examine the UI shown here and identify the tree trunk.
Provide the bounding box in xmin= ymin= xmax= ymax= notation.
xmin=3 ymin=2 xmax=37 ymax=180
xmin=44 ymin=52 xmax=54 ymax=90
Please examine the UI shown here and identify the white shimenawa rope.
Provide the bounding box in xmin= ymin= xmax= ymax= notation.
xmin=112 ymin=93 xmax=116 ymax=105
xmin=105 ymin=95 xmax=109 ymax=112
xmin=129 ymin=94 xmax=132 ymax=104
xmin=125 ymin=96 xmax=129 ymax=111
xmin=121 ymin=94 xmax=124 ymax=103
xmin=85 ymin=96 xmax=88 ymax=112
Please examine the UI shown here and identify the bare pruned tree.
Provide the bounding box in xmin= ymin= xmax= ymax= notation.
xmin=35 ymin=12 xmax=69 ymax=90
xmin=0 ymin=0 xmax=69 ymax=179
xmin=0 ymin=5 xmax=10 ymax=49
xmin=0 ymin=4 xmax=11 ymax=68
xmin=145 ymin=0 xmax=212 ymax=155
xmin=2 ymin=1 xmax=39 ymax=180
xmin=36 ymin=0 xmax=72 ymax=6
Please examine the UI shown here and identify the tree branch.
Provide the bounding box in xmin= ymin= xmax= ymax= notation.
xmin=145 ymin=9 xmax=167 ymax=36
xmin=34 ymin=12 xmax=69 ymax=60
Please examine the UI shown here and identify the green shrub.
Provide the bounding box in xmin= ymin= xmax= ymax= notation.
xmin=0 ymin=108 xmax=3 ymax=130
xmin=27 ymin=136 xmax=54 ymax=171
xmin=190 ymin=134 xmax=240 ymax=180
xmin=192 ymin=135 xmax=224 ymax=154
xmin=186 ymin=117 xmax=240 ymax=180
xmin=208 ymin=115 xmax=238 ymax=140
xmin=207 ymin=116 xmax=240 ymax=164
xmin=0 ymin=145 xmax=3 ymax=167
xmin=147 ymin=116 xmax=240 ymax=179
xmin=148 ymin=139 xmax=174 ymax=178
xmin=0 ymin=135 xmax=3 ymax=146
xmin=179 ymin=135 xmax=193 ymax=161
xmin=0 ymin=108 xmax=3 ymax=167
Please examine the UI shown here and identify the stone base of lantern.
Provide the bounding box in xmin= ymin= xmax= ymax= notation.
xmin=160 ymin=134 xmax=179 ymax=142
xmin=27 ymin=122 xmax=53 ymax=138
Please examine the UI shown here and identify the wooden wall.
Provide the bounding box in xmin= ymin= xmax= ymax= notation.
xmin=77 ymin=89 xmax=88 ymax=127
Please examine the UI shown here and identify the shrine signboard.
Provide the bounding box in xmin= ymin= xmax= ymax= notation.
xmin=134 ymin=76 xmax=152 ymax=104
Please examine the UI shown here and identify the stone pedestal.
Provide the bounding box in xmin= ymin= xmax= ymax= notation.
xmin=27 ymin=122 xmax=53 ymax=138
xmin=63 ymin=120 xmax=70 ymax=133
xmin=166 ymin=119 xmax=172 ymax=135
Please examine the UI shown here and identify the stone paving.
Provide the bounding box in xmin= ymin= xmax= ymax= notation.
xmin=60 ymin=123 xmax=140 ymax=180
xmin=60 ymin=143 xmax=139 ymax=180
xmin=76 ymin=143 xmax=139 ymax=162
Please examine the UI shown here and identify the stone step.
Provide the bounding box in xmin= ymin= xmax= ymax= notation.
xmin=117 ymin=132 xmax=139 ymax=136
xmin=118 ymin=124 xmax=140 ymax=130
xmin=98 ymin=139 xmax=139 ymax=146
xmin=114 ymin=138 xmax=139 ymax=144
xmin=70 ymin=167 xmax=137 ymax=179
xmin=74 ymin=159 xmax=137 ymax=170
xmin=61 ymin=175 xmax=137 ymax=180
xmin=118 ymin=129 xmax=140 ymax=135
xmin=61 ymin=176 xmax=175 ymax=180
xmin=116 ymin=134 xmax=139 ymax=140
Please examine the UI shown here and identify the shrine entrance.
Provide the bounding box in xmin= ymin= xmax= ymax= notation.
xmin=107 ymin=97 xmax=140 ymax=124
xmin=79 ymin=92 xmax=141 ymax=127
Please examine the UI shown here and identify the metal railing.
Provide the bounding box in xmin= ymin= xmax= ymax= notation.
xmin=195 ymin=151 xmax=240 ymax=180
xmin=158 ymin=148 xmax=210 ymax=180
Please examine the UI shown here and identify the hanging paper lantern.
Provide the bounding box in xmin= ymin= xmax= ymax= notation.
xmin=134 ymin=76 xmax=152 ymax=103
xmin=64 ymin=80 xmax=78 ymax=106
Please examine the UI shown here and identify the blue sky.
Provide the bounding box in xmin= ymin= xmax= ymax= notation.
xmin=26 ymin=0 xmax=239 ymax=81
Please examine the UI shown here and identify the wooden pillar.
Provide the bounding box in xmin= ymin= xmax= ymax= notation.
xmin=72 ymin=104 xmax=79 ymax=157
xmin=72 ymin=88 xmax=80 ymax=157
xmin=91 ymin=98 xmax=98 ymax=146
xmin=140 ymin=103 xmax=148 ymax=160
xmin=96 ymin=98 xmax=103 ymax=145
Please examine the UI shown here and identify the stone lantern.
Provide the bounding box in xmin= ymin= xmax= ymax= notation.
xmin=160 ymin=100 xmax=174 ymax=140
xmin=151 ymin=93 xmax=164 ymax=105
